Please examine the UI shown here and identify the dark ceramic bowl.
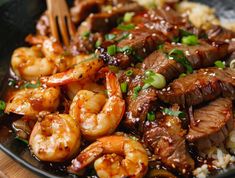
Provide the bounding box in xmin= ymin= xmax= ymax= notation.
xmin=0 ymin=0 xmax=235 ymax=177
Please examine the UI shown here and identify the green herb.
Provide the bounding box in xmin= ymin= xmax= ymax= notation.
xmin=15 ymin=137 xmax=29 ymax=145
xmin=105 ymin=34 xmax=116 ymax=41
xmin=162 ymin=108 xmax=186 ymax=118
xmin=117 ymin=24 xmax=135 ymax=31
xmin=168 ymin=49 xmax=193 ymax=74
xmin=117 ymin=46 xmax=133 ymax=55
xmin=157 ymin=44 xmax=164 ymax=50
xmin=80 ymin=53 xmax=98 ymax=64
xmin=147 ymin=111 xmax=156 ymax=121
xmin=95 ymin=40 xmax=102 ymax=48
xmin=120 ymin=82 xmax=128 ymax=93
xmin=21 ymin=80 xmax=41 ymax=89
xmin=107 ymin=45 xmax=117 ymax=55
xmin=123 ymin=12 xmax=135 ymax=22
xmin=8 ymin=79 xmax=17 ymax=87
xmin=0 ymin=100 xmax=6 ymax=111
xmin=108 ymin=65 xmax=119 ymax=73
xmin=82 ymin=31 xmax=90 ymax=38
xmin=125 ymin=70 xmax=133 ymax=76
xmin=179 ymin=73 xmax=187 ymax=78
xmin=116 ymin=32 xmax=130 ymax=42
xmin=214 ymin=60 xmax=225 ymax=69
xmin=181 ymin=35 xmax=199 ymax=46
xmin=142 ymin=70 xmax=166 ymax=89
xmin=133 ymin=86 xmax=142 ymax=99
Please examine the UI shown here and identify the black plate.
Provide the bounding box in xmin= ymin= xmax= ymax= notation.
xmin=0 ymin=0 xmax=235 ymax=178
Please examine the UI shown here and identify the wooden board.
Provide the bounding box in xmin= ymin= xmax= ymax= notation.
xmin=0 ymin=151 xmax=39 ymax=178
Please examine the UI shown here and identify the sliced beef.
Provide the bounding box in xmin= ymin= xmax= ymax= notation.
xmin=157 ymin=67 xmax=235 ymax=107
xmin=207 ymin=25 xmax=235 ymax=54
xmin=142 ymin=51 xmax=185 ymax=82
xmin=144 ymin=116 xmax=195 ymax=176
xmin=86 ymin=3 xmax=144 ymax=33
xmin=163 ymin=41 xmax=229 ymax=69
xmin=71 ymin=0 xmax=102 ymax=24
xmin=187 ymin=98 xmax=234 ymax=151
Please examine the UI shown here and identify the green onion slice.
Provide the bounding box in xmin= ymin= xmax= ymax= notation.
xmin=125 ymin=70 xmax=133 ymax=76
xmin=181 ymin=35 xmax=199 ymax=46
xmin=123 ymin=12 xmax=135 ymax=22
xmin=133 ymin=86 xmax=142 ymax=99
xmin=120 ymin=82 xmax=128 ymax=93
xmin=147 ymin=111 xmax=156 ymax=121
xmin=107 ymin=45 xmax=117 ymax=55
xmin=162 ymin=108 xmax=186 ymax=118
xmin=117 ymin=24 xmax=135 ymax=31
xmin=214 ymin=60 xmax=225 ymax=69
xmin=168 ymin=49 xmax=193 ymax=74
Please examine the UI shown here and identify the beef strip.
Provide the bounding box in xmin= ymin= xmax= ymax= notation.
xmin=187 ymin=98 xmax=234 ymax=151
xmin=142 ymin=41 xmax=229 ymax=82
xmin=207 ymin=25 xmax=235 ymax=54
xmin=71 ymin=0 xmax=102 ymax=24
xmin=85 ymin=3 xmax=144 ymax=33
xmin=157 ymin=67 xmax=235 ymax=107
xmin=144 ymin=115 xmax=195 ymax=176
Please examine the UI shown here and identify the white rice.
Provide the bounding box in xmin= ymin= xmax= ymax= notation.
xmin=176 ymin=1 xmax=235 ymax=32
xmin=193 ymin=164 xmax=209 ymax=178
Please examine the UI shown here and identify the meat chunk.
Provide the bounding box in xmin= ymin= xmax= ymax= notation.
xmin=163 ymin=41 xmax=229 ymax=69
xmin=142 ymin=51 xmax=185 ymax=82
xmin=86 ymin=3 xmax=144 ymax=33
xmin=207 ymin=25 xmax=235 ymax=54
xmin=157 ymin=67 xmax=235 ymax=107
xmin=144 ymin=116 xmax=195 ymax=176
xmin=71 ymin=0 xmax=101 ymax=24
xmin=187 ymin=98 xmax=234 ymax=151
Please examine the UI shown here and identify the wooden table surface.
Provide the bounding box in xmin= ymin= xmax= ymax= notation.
xmin=0 ymin=151 xmax=39 ymax=178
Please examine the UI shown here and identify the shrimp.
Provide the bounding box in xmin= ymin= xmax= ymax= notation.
xmin=41 ymin=56 xmax=104 ymax=86
xmin=68 ymin=135 xmax=148 ymax=178
xmin=69 ymin=72 xmax=125 ymax=141
xmin=5 ymin=86 xmax=60 ymax=116
xmin=29 ymin=113 xmax=80 ymax=162
xmin=66 ymin=79 xmax=105 ymax=100
xmin=11 ymin=35 xmax=85 ymax=80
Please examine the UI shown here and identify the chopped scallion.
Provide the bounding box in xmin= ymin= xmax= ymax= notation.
xmin=125 ymin=70 xmax=133 ymax=76
xmin=179 ymin=73 xmax=187 ymax=78
xmin=120 ymin=82 xmax=128 ymax=93
xmin=214 ymin=60 xmax=225 ymax=69
xmin=0 ymin=100 xmax=6 ymax=111
xmin=8 ymin=78 xmax=17 ymax=87
xmin=168 ymin=49 xmax=193 ymax=74
xmin=82 ymin=31 xmax=90 ymax=38
xmin=15 ymin=137 xmax=29 ymax=145
xmin=117 ymin=46 xmax=133 ymax=55
xmin=133 ymin=86 xmax=142 ymax=99
xmin=107 ymin=45 xmax=117 ymax=55
xmin=143 ymin=70 xmax=166 ymax=90
xmin=181 ymin=35 xmax=199 ymax=46
xmin=123 ymin=12 xmax=135 ymax=22
xmin=105 ymin=34 xmax=116 ymax=41
xmin=21 ymin=80 xmax=41 ymax=89
xmin=147 ymin=111 xmax=156 ymax=121
xmin=162 ymin=108 xmax=186 ymax=118
xmin=95 ymin=40 xmax=102 ymax=48
xmin=117 ymin=24 xmax=135 ymax=31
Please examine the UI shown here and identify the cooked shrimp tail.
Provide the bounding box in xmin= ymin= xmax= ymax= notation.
xmin=68 ymin=135 xmax=148 ymax=178
xmin=41 ymin=58 xmax=104 ymax=86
